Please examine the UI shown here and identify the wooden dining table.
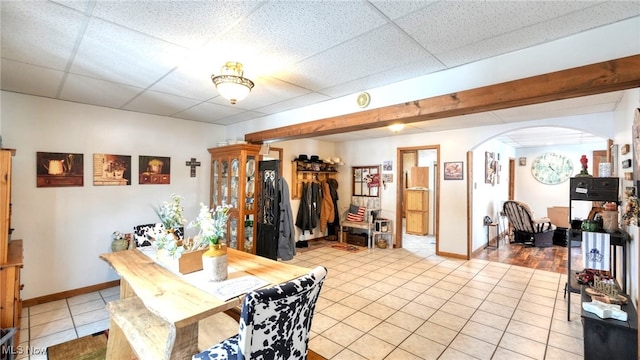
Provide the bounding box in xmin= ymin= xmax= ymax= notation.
xmin=99 ymin=247 xmax=311 ymax=360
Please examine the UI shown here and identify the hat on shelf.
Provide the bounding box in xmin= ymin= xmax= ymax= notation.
xmin=333 ymin=157 xmax=344 ymax=166
xmin=323 ymin=157 xmax=334 ymax=165
xmin=310 ymin=155 xmax=322 ymax=163
xmin=295 ymin=154 xmax=309 ymax=162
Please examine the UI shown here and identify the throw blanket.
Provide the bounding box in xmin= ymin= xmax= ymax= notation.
xmin=582 ymin=231 xmax=610 ymax=271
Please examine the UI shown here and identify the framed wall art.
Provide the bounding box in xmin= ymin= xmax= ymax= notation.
xmin=139 ymin=155 xmax=171 ymax=185
xmin=633 ymin=108 xmax=640 ymax=188
xmin=485 ymin=151 xmax=496 ymax=184
xmin=37 ymin=152 xmax=84 ymax=187
xmin=444 ymin=161 xmax=463 ymax=180
xmin=94 ymin=154 xmax=132 ymax=186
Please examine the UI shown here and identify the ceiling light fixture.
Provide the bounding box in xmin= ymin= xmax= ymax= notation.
xmin=388 ymin=124 xmax=404 ymax=133
xmin=211 ymin=62 xmax=255 ymax=105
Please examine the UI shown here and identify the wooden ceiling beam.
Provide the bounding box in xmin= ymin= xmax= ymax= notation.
xmin=245 ymin=54 xmax=640 ymax=143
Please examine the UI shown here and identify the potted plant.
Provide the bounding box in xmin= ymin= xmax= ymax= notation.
xmin=189 ymin=203 xmax=231 ymax=281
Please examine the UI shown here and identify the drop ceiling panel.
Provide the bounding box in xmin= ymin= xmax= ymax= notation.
xmin=174 ymin=101 xmax=250 ymax=124
xmin=0 ymin=1 xmax=85 ymax=70
xmin=91 ymin=1 xmax=259 ymax=49
xmin=122 ymin=90 xmax=200 ymax=117
xmin=59 ymin=74 xmax=144 ymax=109
xmin=70 ymin=18 xmax=188 ymax=88
xmin=0 ymin=60 xmax=64 ymax=98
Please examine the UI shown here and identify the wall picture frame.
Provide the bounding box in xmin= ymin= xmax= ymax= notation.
xmin=37 ymin=151 xmax=84 ymax=187
xmin=485 ymin=151 xmax=496 ymax=184
xmin=519 ymin=157 xmax=526 ymax=166
xmin=444 ymin=161 xmax=463 ymax=180
xmin=139 ymin=155 xmax=171 ymax=185
xmin=93 ymin=153 xmax=132 ymax=186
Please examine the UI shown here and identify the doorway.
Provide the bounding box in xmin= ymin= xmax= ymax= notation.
xmin=395 ymin=145 xmax=440 ymax=252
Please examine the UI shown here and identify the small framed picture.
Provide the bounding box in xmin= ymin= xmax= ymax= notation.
xmin=444 ymin=161 xmax=463 ymax=180
xmin=519 ymin=157 xmax=527 ymax=166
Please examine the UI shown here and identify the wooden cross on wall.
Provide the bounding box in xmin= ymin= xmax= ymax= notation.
xmin=185 ymin=158 xmax=201 ymax=177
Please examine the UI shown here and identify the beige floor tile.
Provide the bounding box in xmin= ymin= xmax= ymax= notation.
xmin=449 ymin=292 xmax=484 ymax=308
xmin=549 ymin=317 xmax=583 ymax=339
xmin=376 ymin=293 xmax=409 ymax=309
xmin=439 ymin=301 xmax=475 ymax=319
xmin=29 ymin=317 xmax=75 ymax=339
xmin=517 ymin=300 xmax=554 ymax=317
xmin=385 ymin=310 xmax=425 ymax=332
xmin=368 ymin=321 xmax=411 ymax=346
xmin=460 ymin=320 xmax=504 ymax=345
xmin=424 ymin=286 xmax=455 ymax=300
xmin=360 ymin=301 xmax=396 ymax=320
xmin=470 ymin=309 xmax=510 ymax=331
xmin=311 ymin=313 xmax=339 ymax=334
xmin=343 ymin=311 xmax=383 ymax=332
xmin=355 ymin=287 xmax=386 ymax=302
xmin=466 ymin=279 xmax=497 ymax=292
xmin=449 ymin=333 xmax=497 ymax=360
xmin=400 ymin=301 xmax=436 ymax=320
xmin=67 ymin=291 xmax=102 ymax=306
xmin=398 ymin=333 xmax=446 ymax=360
xmin=485 ymin=292 xmax=520 ymax=307
xmin=391 ymin=286 xmax=421 ymax=301
xmin=497 ymin=279 xmax=527 ymax=291
xmin=525 ymin=285 xmax=558 ymax=299
xmin=28 ymin=300 xmax=68 ymax=316
xmin=492 ymin=285 xmax=525 ymax=299
xmin=332 ymin=348 xmax=368 ymax=360
xmin=414 ymin=321 xmax=458 ymax=346
xmin=478 ymin=300 xmax=515 ymax=318
xmin=511 ymin=308 xmax=551 ymax=330
xmin=321 ymin=288 xmax=351 ymax=302
xmin=544 ymin=345 xmax=585 ymax=360
xmin=492 ymin=346 xmax=536 ymax=360
xmin=72 ymin=307 xmax=109 ymax=327
xmin=69 ymin=299 xmax=106 ymax=316
xmin=322 ymin=322 xmax=364 ymax=347
xmin=349 ymin=333 xmax=395 ymax=360
xmin=428 ymin=310 xmax=467 ymax=332
xmin=29 ymin=307 xmax=71 ymax=327
xmin=521 ymin=292 xmax=556 ymax=307
xmin=438 ymin=347 xmax=479 ymax=360
xmin=457 ymin=285 xmax=490 ymax=300
xmin=412 ymin=293 xmax=447 ymax=309
xmin=499 ymin=332 xmax=546 ymax=360
xmin=506 ymin=319 xmax=550 ymax=344
xmin=546 ymin=331 xmax=583 ymax=356
xmin=321 ymin=302 xmax=357 ymax=321
xmin=383 ymin=348 xmax=424 ymax=360
xmin=308 ymin=334 xmax=344 ymax=359
xmin=432 ymin=280 xmax=463 ymax=293
xmin=340 ymin=294 xmax=372 ymax=310
xmin=76 ymin=318 xmax=109 ymax=337
xmin=29 ymin=328 xmax=77 ymax=348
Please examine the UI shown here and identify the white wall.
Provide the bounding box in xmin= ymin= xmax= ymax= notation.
xmin=1 ymin=92 xmax=224 ymax=299
xmin=613 ymin=88 xmax=640 ymax=305
xmin=471 ymin=139 xmax=514 ymax=252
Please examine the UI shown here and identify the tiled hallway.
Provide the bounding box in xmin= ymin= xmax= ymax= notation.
xmin=17 ymin=236 xmax=584 ymax=359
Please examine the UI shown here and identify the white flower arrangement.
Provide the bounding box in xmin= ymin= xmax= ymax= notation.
xmin=189 ymin=203 xmax=232 ymax=247
xmin=144 ymin=223 xmax=185 ymax=259
xmin=112 ymin=231 xmax=125 ymax=241
xmin=154 ymin=193 xmax=186 ymax=231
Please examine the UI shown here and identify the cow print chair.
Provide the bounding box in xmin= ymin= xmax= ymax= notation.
xmin=193 ymin=266 xmax=327 ymax=360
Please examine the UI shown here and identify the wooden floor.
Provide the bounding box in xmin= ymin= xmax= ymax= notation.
xmin=473 ymin=237 xmax=583 ymax=275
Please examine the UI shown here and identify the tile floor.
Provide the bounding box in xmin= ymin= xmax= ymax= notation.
xmin=15 ymin=235 xmax=584 ymax=359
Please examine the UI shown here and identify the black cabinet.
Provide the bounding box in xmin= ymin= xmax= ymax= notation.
xmin=581 ymin=287 xmax=637 ymax=360
xmin=566 ymin=177 xmax=629 ymax=321
xmin=256 ymin=160 xmax=280 ymax=260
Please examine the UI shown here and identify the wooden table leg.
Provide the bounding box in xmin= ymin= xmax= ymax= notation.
xmin=106 ymin=318 xmax=136 ymax=360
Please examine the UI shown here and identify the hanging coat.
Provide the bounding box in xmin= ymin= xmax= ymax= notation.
xmin=319 ymin=180 xmax=335 ymax=233
xmin=295 ymin=182 xmax=314 ymax=234
xmin=327 ymin=178 xmax=340 ymax=235
xmin=278 ymin=177 xmax=296 ymax=260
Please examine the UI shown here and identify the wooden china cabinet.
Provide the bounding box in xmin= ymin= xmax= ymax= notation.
xmin=208 ymin=144 xmax=261 ymax=253
xmin=0 ymin=148 xmax=23 ymax=345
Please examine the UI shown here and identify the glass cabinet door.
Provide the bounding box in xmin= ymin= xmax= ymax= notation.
xmin=228 ymin=216 xmax=238 ymax=249
xmin=221 ymin=160 xmax=229 ymax=205
xmin=230 ymin=158 xmax=239 ymax=208
xmin=244 ymin=215 xmax=254 ymax=253
xmin=212 ymin=160 xmax=219 ymax=205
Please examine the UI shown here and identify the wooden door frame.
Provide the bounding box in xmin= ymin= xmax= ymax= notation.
xmin=395 ymin=145 xmax=440 ymax=252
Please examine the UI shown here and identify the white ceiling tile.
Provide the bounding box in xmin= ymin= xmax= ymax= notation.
xmin=0 ymin=1 xmax=85 ymax=70
xmin=370 ymin=1 xmax=437 ymax=20
xmin=123 ymin=90 xmax=200 ymax=117
xmin=92 ymin=1 xmax=260 ymax=49
xmin=254 ymin=93 xmax=331 ymax=115
xmin=51 ymin=0 xmax=93 ymax=13
xmin=174 ymin=101 xmax=248 ymax=124
xmin=59 ymin=74 xmax=143 ymax=109
xmin=70 ymin=18 xmax=188 ymax=88
xmin=282 ymin=24 xmax=433 ymax=92
xmin=0 ymin=60 xmax=64 ymax=98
